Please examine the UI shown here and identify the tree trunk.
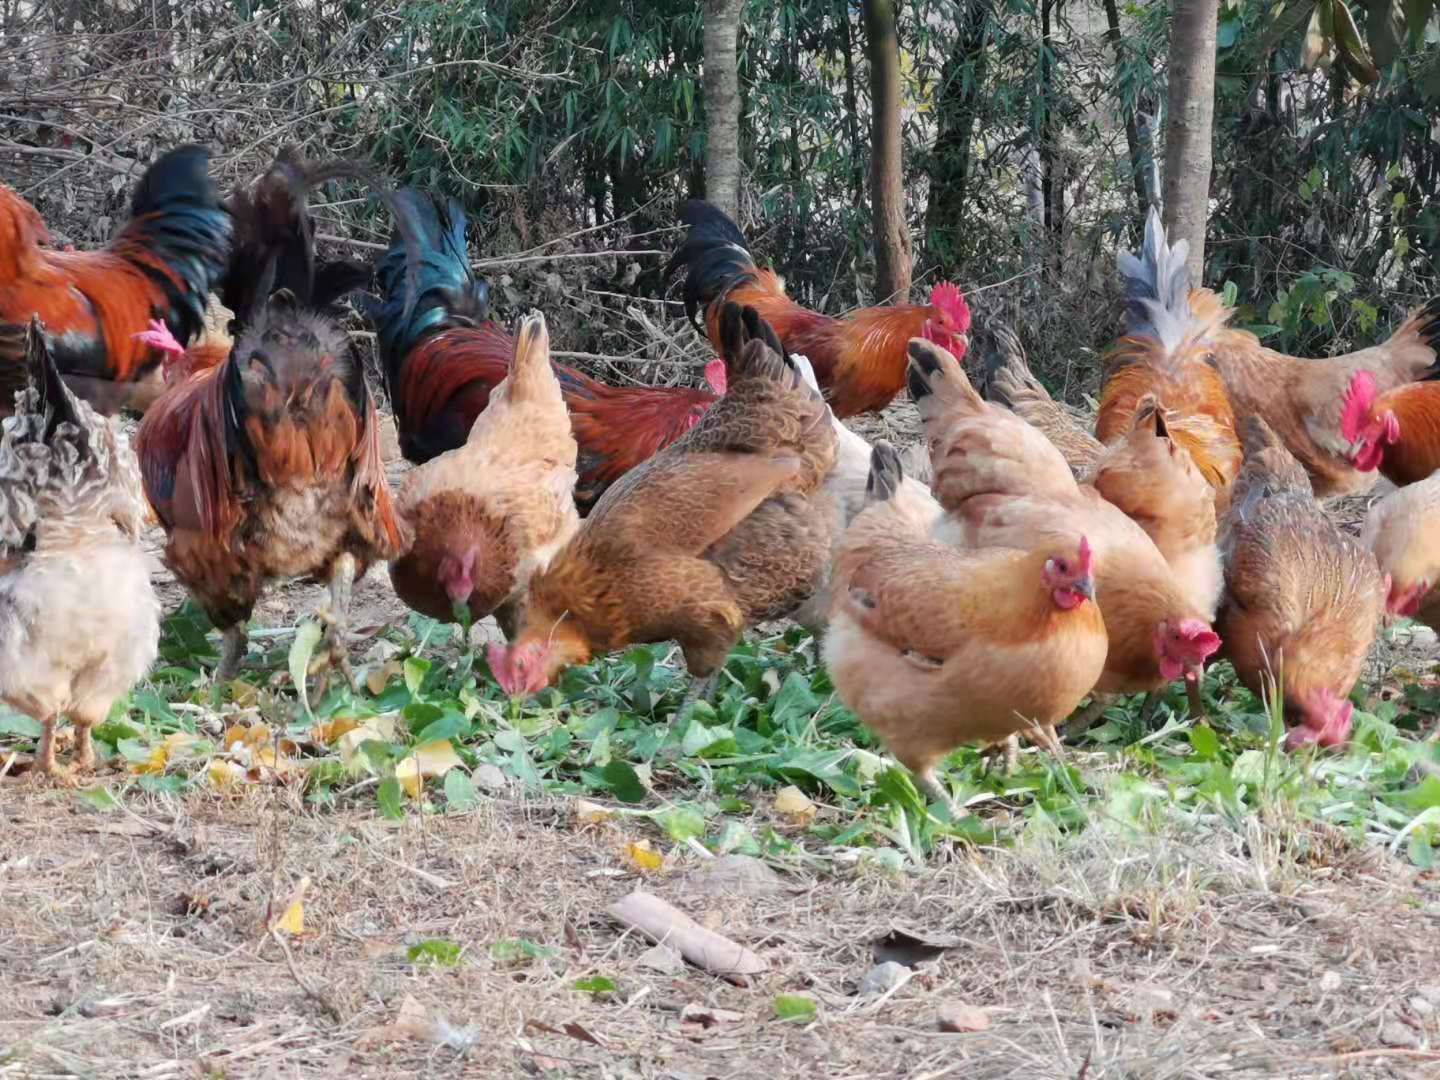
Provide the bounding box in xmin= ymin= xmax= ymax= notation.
xmin=1161 ymin=0 xmax=1219 ymax=283
xmin=1101 ymin=0 xmax=1150 ymax=243
xmin=862 ymin=0 xmax=912 ymax=302
xmin=922 ymin=0 xmax=989 ymax=267
xmin=838 ymin=0 xmax=865 ymax=205
xmin=702 ymin=0 xmax=744 ymax=220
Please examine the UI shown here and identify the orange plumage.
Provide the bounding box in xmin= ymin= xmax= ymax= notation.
xmin=667 ymin=200 xmax=972 ymax=418
xmin=0 ymin=146 xmax=230 ymax=414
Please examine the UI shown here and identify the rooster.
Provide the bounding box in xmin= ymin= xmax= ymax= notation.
xmin=665 ymin=199 xmax=971 ymax=418
xmin=135 ymin=163 xmax=408 ymax=687
xmin=368 ymin=191 xmax=726 ymax=511
xmin=1 ymin=320 xmax=159 ymax=778
xmin=1096 ymin=209 xmax=1240 ymax=506
xmin=1362 ymin=470 xmax=1440 ymax=625
xmin=1214 ymin=299 xmax=1440 ymax=497
xmin=1336 ymin=365 xmax=1440 ymax=487
xmin=0 ymin=145 xmax=232 ymax=416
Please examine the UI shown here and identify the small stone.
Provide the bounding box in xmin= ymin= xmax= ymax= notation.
xmin=472 ymin=763 xmax=507 ymax=792
xmin=937 ymin=1002 xmax=992 ymax=1033
xmin=1319 ymin=970 xmax=1343 ymax=993
xmin=1410 ymin=995 xmax=1436 ymax=1017
xmin=858 ymin=961 xmax=911 ymax=997
xmin=1380 ymin=1020 xmax=1421 ymax=1049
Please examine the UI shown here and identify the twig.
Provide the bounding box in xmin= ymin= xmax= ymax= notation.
xmin=269 ymin=928 xmax=343 ymax=1023
xmin=371 ymin=849 xmax=458 ymax=891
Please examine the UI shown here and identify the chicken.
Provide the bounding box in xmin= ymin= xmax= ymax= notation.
xmin=0 ymin=145 xmax=232 ymax=416
xmin=980 ymin=324 xmax=1103 ymax=477
xmin=978 ymin=326 xmax=1221 ymax=620
xmin=1097 ymin=209 xmax=1240 ymax=506
xmin=1217 ymin=417 xmax=1386 ymax=750
xmin=488 ymin=303 xmax=836 ymax=701
xmin=1361 ymin=470 xmax=1440 ymax=627
xmin=368 ymin=191 xmax=725 ymax=510
xmin=389 ymin=311 xmax=580 ymax=631
xmin=910 ymin=337 xmax=1220 ymax=697
xmin=219 ymin=147 xmax=392 ymax=337
xmin=0 ymin=320 xmax=159 ymax=777
xmin=826 ymin=442 xmax=1106 ymax=811
xmin=1089 ymin=399 xmax=1223 ymax=621
xmin=666 ymin=199 xmax=971 ymax=418
xmin=1335 ymin=365 xmax=1440 ymax=487
xmin=1214 ymin=297 xmax=1440 ymax=497
xmin=135 ymin=169 xmax=408 ymax=687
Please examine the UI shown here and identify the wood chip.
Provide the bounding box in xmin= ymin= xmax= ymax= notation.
xmin=609 ymin=890 xmax=767 ymax=986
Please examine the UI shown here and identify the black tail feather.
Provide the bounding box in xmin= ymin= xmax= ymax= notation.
xmin=26 ymin=317 xmax=82 ymax=445
xmin=664 ymin=199 xmax=758 ymax=332
xmin=867 ymin=441 xmax=904 ymax=502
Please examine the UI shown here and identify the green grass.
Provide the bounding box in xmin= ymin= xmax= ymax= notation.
xmin=6 ymin=600 xmax=1440 ymax=872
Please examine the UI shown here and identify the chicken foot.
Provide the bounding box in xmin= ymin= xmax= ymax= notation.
xmin=914 ymin=768 xmax=963 ymax=821
xmin=217 ymin=625 xmax=249 ymax=683
xmin=678 ymin=671 xmax=721 ymax=713
xmin=309 ymin=552 xmax=359 ymax=696
xmin=30 ymin=713 xmax=90 ymax=784
xmin=1061 ymin=693 xmax=1118 ymax=741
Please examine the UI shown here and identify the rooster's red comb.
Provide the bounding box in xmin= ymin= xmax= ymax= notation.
xmin=928 ymin=281 xmax=971 ymax=331
xmin=1340 ymin=370 xmax=1379 ymax=442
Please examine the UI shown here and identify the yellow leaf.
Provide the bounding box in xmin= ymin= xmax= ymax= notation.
xmin=130 ymin=745 xmax=169 ymax=776
xmin=574 ymin=798 xmax=613 ymax=824
xmin=228 ymin=679 xmax=261 ymax=708
xmin=396 ymin=739 xmax=463 ymax=797
xmin=224 ymin=723 xmax=271 ymax=750
xmin=336 ymin=714 xmax=401 ymax=771
xmin=270 ymin=876 xmax=310 ymax=935
xmin=207 ymin=760 xmax=246 ymax=788
xmin=623 ymin=840 xmax=664 ymax=873
xmin=312 ymin=716 xmax=361 ymax=745
xmin=774 ymin=785 xmax=817 ymax=824
xmin=366 ymin=660 xmax=403 ymax=696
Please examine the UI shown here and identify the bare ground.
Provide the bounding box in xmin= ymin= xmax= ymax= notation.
xmin=2 ymin=787 xmax=1440 ymax=1079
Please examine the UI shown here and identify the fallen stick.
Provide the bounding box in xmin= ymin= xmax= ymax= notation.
xmin=609 ymin=890 xmax=767 ymax=987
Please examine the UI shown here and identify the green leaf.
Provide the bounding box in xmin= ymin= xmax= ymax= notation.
xmin=601 ymin=760 xmax=648 ymax=803
xmin=1404 ymin=0 xmax=1433 ymax=47
xmin=404 ymin=657 xmax=432 ymax=698
xmin=444 ymin=769 xmax=480 ymax=812
xmin=408 ymin=939 xmax=462 ymax=967
xmin=490 ymin=938 xmax=557 ymax=967
xmin=572 ymin=975 xmax=617 ymax=995
xmin=1189 ymin=724 xmax=1220 ymax=760
xmin=1367 ymin=0 xmax=1404 ymax=68
xmin=657 ymin=806 xmax=706 ymax=842
xmin=288 ymin=620 xmax=323 ymax=719
xmin=0 ymin=709 xmax=42 ymax=739
xmin=771 ymin=672 xmax=821 ymax=731
xmin=773 ymin=994 xmax=817 ymax=1022
xmin=377 ymin=777 xmax=405 ymax=820
xmin=74 ymin=787 xmax=119 ymax=812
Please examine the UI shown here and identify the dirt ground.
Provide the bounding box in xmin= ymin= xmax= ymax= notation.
xmin=2 ymin=789 xmax=1439 ymax=1079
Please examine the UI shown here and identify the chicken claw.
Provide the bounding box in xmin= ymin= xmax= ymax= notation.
xmin=914 ymin=769 xmax=964 ymax=821
xmin=308 ymin=553 xmax=360 ymax=697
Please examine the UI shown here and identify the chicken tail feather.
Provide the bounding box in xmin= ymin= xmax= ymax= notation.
xmin=665 ymin=199 xmax=761 ymax=332
xmin=866 ymin=441 xmax=904 ymax=503
xmin=906 ymin=338 xmax=982 ymax=418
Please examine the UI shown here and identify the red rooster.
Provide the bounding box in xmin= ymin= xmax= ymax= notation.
xmin=367 ymin=191 xmax=726 ymax=511
xmin=1338 ymin=365 xmax=1440 ymax=486
xmin=135 ymin=166 xmax=407 ymax=688
xmin=665 ymin=199 xmax=971 ymax=417
xmin=0 ymin=145 xmax=231 ymax=415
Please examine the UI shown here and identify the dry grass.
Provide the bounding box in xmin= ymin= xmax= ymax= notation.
xmin=3 ymin=787 xmax=1438 ymax=1079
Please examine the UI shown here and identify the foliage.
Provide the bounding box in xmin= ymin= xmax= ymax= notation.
xmin=3 ymin=604 xmax=1436 ymax=876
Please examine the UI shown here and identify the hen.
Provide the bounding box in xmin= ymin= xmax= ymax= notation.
xmin=1361 ymin=470 xmax=1440 ymax=627
xmin=0 ymin=145 xmax=232 ymax=415
xmin=368 ymin=191 xmax=724 ymax=511
xmin=666 ymin=199 xmax=971 ymax=418
xmin=135 ymin=164 xmax=407 ymax=686
xmin=980 ymin=324 xmax=1103 ymax=477
xmin=0 ymin=320 xmax=159 ymax=777
xmin=826 ymin=442 xmax=1106 ymax=812
xmin=390 ymin=311 xmax=580 ymax=631
xmin=1217 ymin=417 xmax=1386 ymax=749
xmin=488 ymin=304 xmax=836 ymax=701
xmin=1097 ymin=210 xmax=1240 ymax=506
xmin=910 ymin=338 xmax=1220 ymax=698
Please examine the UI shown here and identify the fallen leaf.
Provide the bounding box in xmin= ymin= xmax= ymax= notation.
xmin=312 ymin=716 xmax=362 ymax=745
xmin=680 ymin=1002 xmax=744 ymax=1028
xmin=366 ymin=660 xmax=403 ymax=696
xmin=357 ymin=993 xmax=480 ymax=1051
xmin=336 ymin=714 xmax=400 ymax=770
xmin=574 ymin=798 xmax=614 ymax=824
xmin=937 ymin=1002 xmax=992 ymax=1032
xmin=774 ymin=785 xmax=816 ymax=824
xmin=224 ymin=722 xmax=271 ymax=750
xmin=773 ymin=994 xmax=817 ymax=1022
xmin=269 ymin=875 xmax=310 ymax=936
xmin=396 ymin=739 xmax=463 ymax=797
xmin=207 ymin=759 xmax=246 ymax=788
xmin=679 ymin=854 xmax=788 ymax=897
xmin=635 ymin=942 xmax=685 ymax=975
xmin=623 ymin=840 xmax=664 ymax=873
xmin=289 ymin=619 xmax=324 ymax=719
xmin=129 ymin=732 xmax=196 ymax=776
xmin=873 ymin=925 xmax=961 ymax=968
xmin=228 ymin=679 xmax=260 ymax=708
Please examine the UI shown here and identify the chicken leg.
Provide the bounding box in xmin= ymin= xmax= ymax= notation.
xmin=34 ymin=713 xmax=60 ymax=777
xmin=309 ymin=552 xmax=359 ymax=695
xmin=678 ymin=671 xmax=721 ymax=713
xmin=914 ymin=768 xmax=964 ymax=821
xmin=72 ymin=711 xmax=99 ymax=772
xmin=217 ymin=625 xmax=249 ymax=683
xmin=1185 ymin=669 xmax=1208 ymax=722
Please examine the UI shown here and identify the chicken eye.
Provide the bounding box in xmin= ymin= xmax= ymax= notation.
xmin=1055 ymin=560 xmax=1068 ymax=574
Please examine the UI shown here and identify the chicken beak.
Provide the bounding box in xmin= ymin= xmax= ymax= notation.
xmin=1074 ymin=576 xmax=1096 ymax=601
